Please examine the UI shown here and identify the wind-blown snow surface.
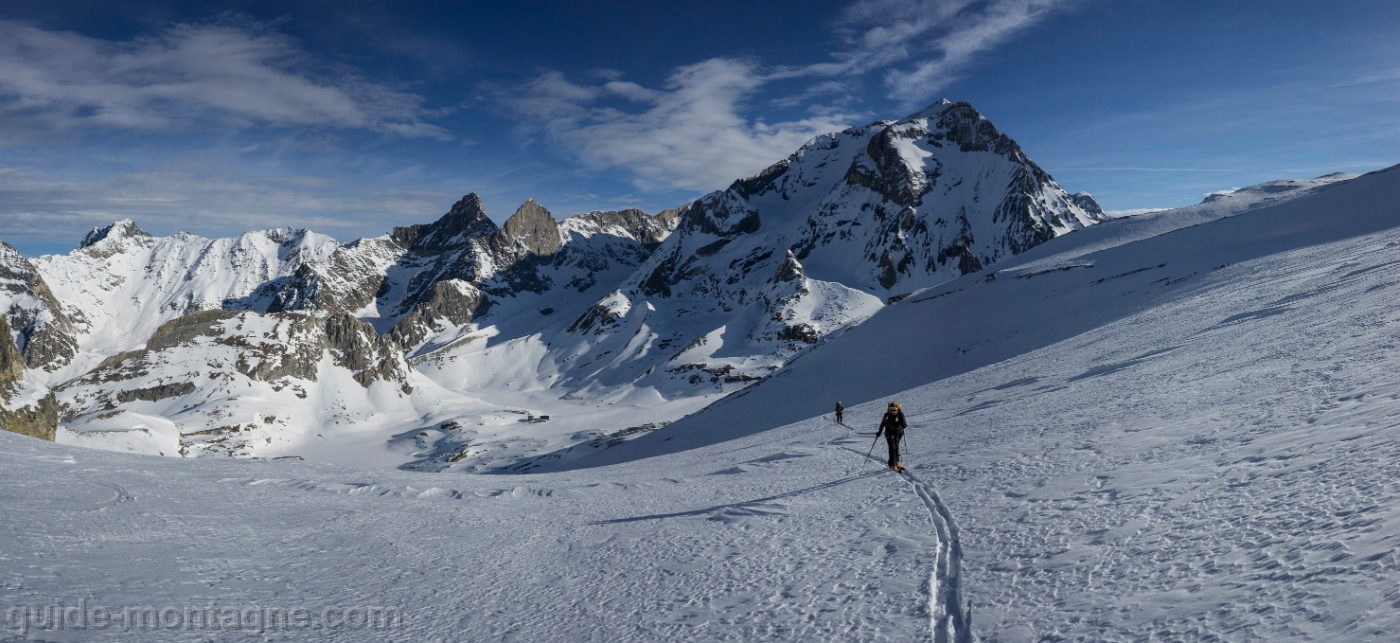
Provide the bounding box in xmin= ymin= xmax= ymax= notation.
xmin=543 ymin=164 xmax=1400 ymax=639
xmin=5 ymin=165 xmax=1397 ymax=642
xmin=0 ymin=416 xmax=959 ymax=642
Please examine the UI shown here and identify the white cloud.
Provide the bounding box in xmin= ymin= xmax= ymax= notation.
xmin=803 ymin=0 xmax=1077 ymax=103
xmin=0 ymin=19 xmax=451 ymax=140
xmin=511 ymin=60 xmax=858 ymax=192
xmin=509 ymin=0 xmax=1076 ymax=192
xmin=889 ymin=0 xmax=1072 ymax=101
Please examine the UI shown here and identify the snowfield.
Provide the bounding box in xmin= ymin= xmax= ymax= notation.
xmin=2 ymin=415 xmax=961 ymax=642
xmin=4 ymin=162 xmax=1400 ymax=642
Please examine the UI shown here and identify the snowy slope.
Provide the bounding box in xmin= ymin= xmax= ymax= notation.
xmin=0 ymin=407 xmax=964 ymax=642
xmin=29 ymin=222 xmax=341 ymax=381
xmin=0 ymin=200 xmax=687 ymax=467
xmin=2 ymin=164 xmax=1396 ymax=642
xmin=547 ymin=163 xmax=1400 ymax=639
xmin=566 ymin=168 xmax=1380 ymax=465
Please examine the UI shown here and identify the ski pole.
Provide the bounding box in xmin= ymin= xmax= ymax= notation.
xmin=859 ymin=430 xmax=880 ymax=473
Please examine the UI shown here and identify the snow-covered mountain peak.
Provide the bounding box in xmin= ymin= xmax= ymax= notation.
xmin=77 ymin=219 xmax=155 ymax=256
xmin=901 ymin=97 xmax=954 ymax=121
xmin=390 ymin=192 xmax=497 ymax=255
xmin=633 ymin=99 xmax=1107 ymax=303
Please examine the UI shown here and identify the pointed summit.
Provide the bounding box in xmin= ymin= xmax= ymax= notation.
xmin=500 ymin=198 xmax=562 ymax=258
xmin=78 ymin=219 xmax=152 ymax=250
xmin=771 ymin=249 xmax=805 ymax=283
xmin=392 ymin=193 xmax=498 ymax=254
xmin=903 ymin=98 xmax=954 ymax=121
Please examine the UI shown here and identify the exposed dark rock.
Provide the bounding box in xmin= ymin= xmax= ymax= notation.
xmin=638 ymin=253 xmax=679 ymax=298
xmin=116 ymin=382 xmax=197 ymax=403
xmin=0 ymin=316 xmax=57 ymax=441
xmin=653 ymin=204 xmax=690 ymax=232
xmin=771 ymin=250 xmax=804 ymax=283
xmin=1070 ymin=192 xmax=1106 ymax=218
xmin=571 ymin=207 xmax=678 ymax=251
xmin=0 ymin=316 xmax=23 ymax=401
xmin=145 ymin=310 xmax=240 ymax=352
xmin=877 ymin=250 xmax=900 ymax=289
xmin=390 ymin=281 xmax=489 ymax=350
xmin=733 ymin=159 xmax=790 ymax=198
xmin=0 ymin=392 xmax=57 ymax=442
xmin=228 ymin=315 xmax=325 ymax=383
xmin=324 ymin=313 xmax=407 ymax=387
xmin=567 ymin=295 xmax=624 ymax=335
xmin=0 ymin=241 xmax=81 ymax=371
xmin=864 ymin=125 xmax=938 ymax=207
xmin=496 ymin=199 xmax=562 ymax=260
xmin=392 ymin=193 xmax=498 ymax=255
xmin=79 ymin=220 xmax=153 ymax=251
xmin=931 ymin=101 xmax=1026 ymax=158
xmin=777 ymin=323 xmax=819 ymax=344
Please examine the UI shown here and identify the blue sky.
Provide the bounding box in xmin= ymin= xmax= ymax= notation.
xmin=1 ymin=0 xmax=1397 ymax=256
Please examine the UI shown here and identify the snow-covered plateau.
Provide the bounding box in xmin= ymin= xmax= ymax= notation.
xmin=2 ymin=99 xmax=1399 ymax=641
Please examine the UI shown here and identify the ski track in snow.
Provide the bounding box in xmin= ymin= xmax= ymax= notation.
xmin=5 ymin=169 xmax=1399 ymax=641
xmin=557 ymin=166 xmax=1400 ymax=640
xmin=833 ymin=421 xmax=970 ymax=643
xmin=0 ymin=418 xmax=947 ymax=642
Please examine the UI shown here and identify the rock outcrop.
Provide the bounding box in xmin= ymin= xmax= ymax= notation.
xmin=0 ymin=242 xmax=82 ymax=371
xmin=0 ymin=316 xmax=57 ymax=441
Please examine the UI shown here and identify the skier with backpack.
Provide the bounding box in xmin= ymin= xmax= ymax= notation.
xmin=875 ymin=402 xmax=908 ymax=472
xmin=835 ymin=401 xmax=844 ymax=425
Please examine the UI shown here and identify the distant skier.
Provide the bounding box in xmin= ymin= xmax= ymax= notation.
xmin=875 ymin=402 xmax=907 ymax=472
xmin=835 ymin=401 xmax=844 ymax=424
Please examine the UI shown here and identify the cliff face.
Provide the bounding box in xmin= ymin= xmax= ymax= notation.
xmin=0 ymin=316 xmax=57 ymax=441
xmin=0 ymin=242 xmax=82 ymax=372
xmin=0 ymin=315 xmax=21 ymax=396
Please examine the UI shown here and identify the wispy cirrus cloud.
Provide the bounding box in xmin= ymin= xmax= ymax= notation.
xmin=825 ymin=0 xmax=1077 ymax=101
xmin=511 ymin=0 xmax=1077 ymax=192
xmin=0 ymin=18 xmax=451 ymax=140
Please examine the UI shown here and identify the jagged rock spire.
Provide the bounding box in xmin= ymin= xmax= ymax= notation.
xmin=771 ymin=249 xmax=805 ymax=283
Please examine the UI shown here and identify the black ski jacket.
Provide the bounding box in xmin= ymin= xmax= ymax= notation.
xmin=877 ymin=409 xmax=907 ymax=437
